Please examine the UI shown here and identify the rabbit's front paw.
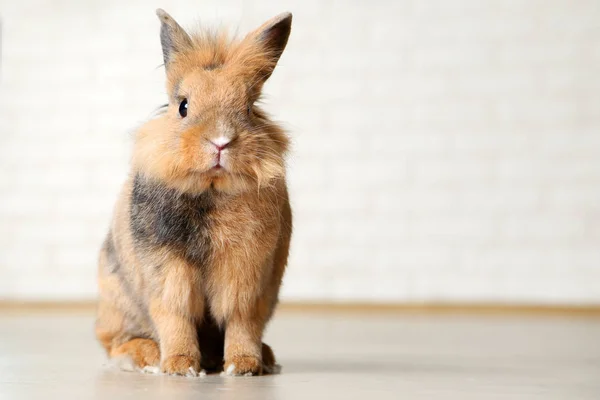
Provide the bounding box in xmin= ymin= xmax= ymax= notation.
xmin=161 ymin=355 xmax=201 ymax=376
xmin=223 ymin=355 xmax=262 ymax=376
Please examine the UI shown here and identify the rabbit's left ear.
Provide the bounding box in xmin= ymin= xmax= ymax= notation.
xmin=156 ymin=9 xmax=192 ymax=65
xmin=246 ymin=12 xmax=292 ymax=82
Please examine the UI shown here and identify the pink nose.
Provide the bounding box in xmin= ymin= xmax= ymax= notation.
xmin=210 ymin=138 xmax=231 ymax=151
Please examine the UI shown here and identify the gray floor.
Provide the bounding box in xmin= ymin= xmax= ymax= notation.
xmin=0 ymin=311 xmax=599 ymax=399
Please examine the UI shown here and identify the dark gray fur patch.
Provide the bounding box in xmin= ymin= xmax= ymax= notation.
xmin=130 ymin=174 xmax=213 ymax=268
xmin=104 ymin=232 xmax=120 ymax=274
xmin=204 ymin=63 xmax=222 ymax=71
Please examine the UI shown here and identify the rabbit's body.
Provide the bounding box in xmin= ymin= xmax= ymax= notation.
xmin=95 ymin=9 xmax=293 ymax=376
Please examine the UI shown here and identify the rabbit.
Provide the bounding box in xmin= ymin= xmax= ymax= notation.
xmin=95 ymin=8 xmax=293 ymax=377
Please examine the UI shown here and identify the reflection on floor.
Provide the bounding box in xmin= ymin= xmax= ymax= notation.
xmin=0 ymin=311 xmax=598 ymax=399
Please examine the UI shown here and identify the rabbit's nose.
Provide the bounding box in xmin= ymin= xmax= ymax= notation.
xmin=210 ymin=137 xmax=231 ymax=151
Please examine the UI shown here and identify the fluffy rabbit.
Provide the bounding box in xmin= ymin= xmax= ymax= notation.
xmin=95 ymin=9 xmax=293 ymax=377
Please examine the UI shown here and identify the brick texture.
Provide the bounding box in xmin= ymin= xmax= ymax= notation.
xmin=0 ymin=0 xmax=599 ymax=303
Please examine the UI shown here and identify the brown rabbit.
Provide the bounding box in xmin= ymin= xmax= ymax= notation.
xmin=95 ymin=9 xmax=293 ymax=377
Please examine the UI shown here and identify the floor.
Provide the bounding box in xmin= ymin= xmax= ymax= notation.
xmin=0 ymin=311 xmax=598 ymax=399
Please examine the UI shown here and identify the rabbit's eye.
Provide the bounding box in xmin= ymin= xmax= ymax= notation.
xmin=178 ymin=99 xmax=188 ymax=118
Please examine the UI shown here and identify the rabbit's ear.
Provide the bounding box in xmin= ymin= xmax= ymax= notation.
xmin=246 ymin=12 xmax=292 ymax=82
xmin=156 ymin=9 xmax=192 ymax=65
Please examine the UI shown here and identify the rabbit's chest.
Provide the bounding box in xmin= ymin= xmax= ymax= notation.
xmin=130 ymin=175 xmax=214 ymax=266
xmin=129 ymin=175 xmax=264 ymax=268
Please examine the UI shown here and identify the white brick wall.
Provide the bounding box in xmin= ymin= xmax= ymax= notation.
xmin=1 ymin=0 xmax=599 ymax=304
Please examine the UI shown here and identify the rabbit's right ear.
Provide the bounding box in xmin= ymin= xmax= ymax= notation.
xmin=156 ymin=9 xmax=192 ymax=65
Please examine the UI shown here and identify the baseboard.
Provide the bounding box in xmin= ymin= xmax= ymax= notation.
xmin=1 ymin=300 xmax=599 ymax=317
xmin=0 ymin=301 xmax=97 ymax=313
xmin=277 ymin=302 xmax=600 ymax=316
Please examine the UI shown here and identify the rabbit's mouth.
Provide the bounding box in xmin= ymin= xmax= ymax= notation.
xmin=188 ymin=165 xmax=226 ymax=179
xmin=209 ymin=164 xmax=226 ymax=174
xmin=198 ymin=164 xmax=229 ymax=177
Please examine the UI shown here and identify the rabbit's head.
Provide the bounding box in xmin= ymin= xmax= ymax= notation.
xmin=134 ymin=9 xmax=292 ymax=194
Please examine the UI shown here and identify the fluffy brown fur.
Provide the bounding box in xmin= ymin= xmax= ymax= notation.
xmin=95 ymin=9 xmax=293 ymax=376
